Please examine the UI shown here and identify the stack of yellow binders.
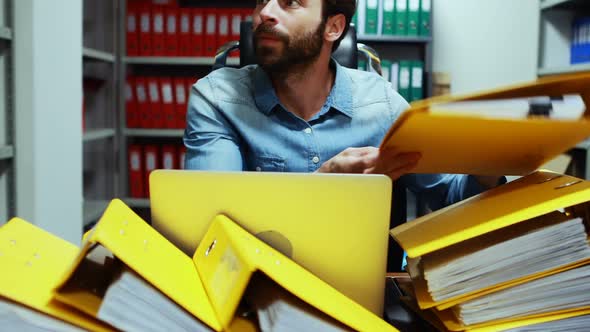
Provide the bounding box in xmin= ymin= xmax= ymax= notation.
xmin=390 ymin=170 xmax=590 ymax=331
xmin=0 ymin=199 xmax=397 ymax=331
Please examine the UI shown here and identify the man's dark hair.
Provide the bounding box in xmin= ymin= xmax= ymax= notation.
xmin=322 ymin=0 xmax=357 ymax=52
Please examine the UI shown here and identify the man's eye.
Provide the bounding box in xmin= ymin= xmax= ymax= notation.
xmin=284 ymin=0 xmax=301 ymax=8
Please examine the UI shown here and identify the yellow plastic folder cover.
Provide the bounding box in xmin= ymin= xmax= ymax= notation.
xmin=194 ymin=214 xmax=398 ymax=332
xmin=380 ymin=72 xmax=590 ymax=175
xmin=54 ymin=199 xmax=222 ymax=331
xmin=390 ymin=170 xmax=590 ymax=310
xmin=0 ymin=218 xmax=113 ymax=331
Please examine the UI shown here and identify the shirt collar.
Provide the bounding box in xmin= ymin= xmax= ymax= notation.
xmin=253 ymin=59 xmax=354 ymax=118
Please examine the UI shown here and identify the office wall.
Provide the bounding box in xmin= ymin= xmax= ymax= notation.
xmin=432 ymin=0 xmax=539 ymax=94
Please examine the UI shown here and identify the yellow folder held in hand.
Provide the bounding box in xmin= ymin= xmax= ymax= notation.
xmin=0 ymin=218 xmax=113 ymax=331
xmin=195 ymin=214 xmax=397 ymax=332
xmin=380 ymin=73 xmax=590 ymax=175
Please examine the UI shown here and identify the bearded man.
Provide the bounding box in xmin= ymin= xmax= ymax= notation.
xmin=183 ymin=0 xmax=503 ymax=269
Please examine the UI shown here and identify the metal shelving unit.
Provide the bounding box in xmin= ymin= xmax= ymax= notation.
xmin=83 ymin=128 xmax=116 ymax=142
xmin=0 ymin=26 xmax=11 ymax=40
xmin=83 ymin=47 xmax=116 ymax=63
xmin=0 ymin=0 xmax=14 ymax=225
xmin=538 ymin=63 xmax=590 ymax=76
xmin=117 ymin=1 xmax=253 ymax=209
xmin=538 ymin=0 xmax=590 ymax=180
xmin=83 ymin=200 xmax=109 ymax=227
xmin=82 ymin=0 xmax=119 ymax=227
xmin=124 ymin=128 xmax=183 ymax=138
xmin=357 ymin=35 xmax=432 ymax=43
xmin=0 ymin=145 xmax=14 ymax=160
xmin=538 ymin=0 xmax=590 ymax=77
xmin=123 ymin=198 xmax=150 ymax=208
xmin=124 ymin=56 xmax=239 ymax=66
xmin=357 ymin=7 xmax=435 ymax=100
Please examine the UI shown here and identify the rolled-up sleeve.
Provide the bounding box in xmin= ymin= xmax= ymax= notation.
xmin=183 ymin=77 xmax=244 ymax=171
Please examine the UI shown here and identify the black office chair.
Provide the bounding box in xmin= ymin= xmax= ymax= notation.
xmin=214 ymin=21 xmax=382 ymax=74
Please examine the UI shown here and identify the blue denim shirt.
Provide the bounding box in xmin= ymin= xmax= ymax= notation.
xmin=184 ymin=60 xmax=487 ymax=210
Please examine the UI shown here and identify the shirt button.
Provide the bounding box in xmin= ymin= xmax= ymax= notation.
xmin=312 ymin=156 xmax=320 ymax=164
xmin=304 ymin=128 xmax=312 ymax=134
xmin=255 ymin=167 xmax=262 ymax=171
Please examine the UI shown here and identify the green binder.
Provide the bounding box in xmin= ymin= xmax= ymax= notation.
xmin=365 ymin=0 xmax=379 ymax=35
xmin=391 ymin=62 xmax=400 ymax=92
xmin=407 ymin=0 xmax=420 ymax=36
xmin=410 ymin=60 xmax=424 ymax=102
xmin=381 ymin=60 xmax=392 ymax=82
xmin=398 ymin=60 xmax=412 ymax=101
xmin=394 ymin=0 xmax=408 ymax=36
xmin=381 ymin=0 xmax=395 ymax=35
xmin=419 ymin=0 xmax=431 ymax=36
xmin=358 ymin=59 xmax=367 ymax=71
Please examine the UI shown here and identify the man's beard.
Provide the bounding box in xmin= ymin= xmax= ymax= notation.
xmin=253 ymin=21 xmax=326 ymax=75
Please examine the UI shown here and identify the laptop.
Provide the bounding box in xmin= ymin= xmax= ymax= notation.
xmin=149 ymin=170 xmax=392 ymax=315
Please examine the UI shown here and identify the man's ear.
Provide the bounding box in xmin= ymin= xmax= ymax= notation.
xmin=324 ymin=14 xmax=346 ymax=42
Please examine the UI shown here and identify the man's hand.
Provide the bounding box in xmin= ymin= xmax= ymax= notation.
xmin=317 ymin=147 xmax=421 ymax=181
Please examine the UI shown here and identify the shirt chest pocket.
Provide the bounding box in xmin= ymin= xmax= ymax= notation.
xmin=247 ymin=154 xmax=286 ymax=172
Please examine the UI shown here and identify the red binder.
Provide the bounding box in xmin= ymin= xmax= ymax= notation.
xmin=151 ymin=5 xmax=166 ymax=56
xmin=161 ymin=145 xmax=177 ymax=170
xmin=164 ymin=7 xmax=179 ymax=56
xmin=191 ymin=9 xmax=205 ymax=56
xmin=204 ymin=9 xmax=218 ymax=57
xmin=160 ymin=78 xmax=176 ymax=128
xmin=230 ymin=9 xmax=242 ymax=58
xmin=173 ymin=77 xmax=188 ymax=129
xmin=138 ymin=3 xmax=152 ymax=56
xmin=178 ymin=145 xmax=187 ymax=169
xmin=147 ymin=77 xmax=163 ymax=128
xmin=143 ymin=145 xmax=159 ymax=198
xmin=134 ymin=77 xmax=151 ymax=128
xmin=178 ymin=8 xmax=192 ymax=56
xmin=125 ymin=77 xmax=139 ymax=128
xmin=242 ymin=9 xmax=253 ymax=22
xmin=126 ymin=2 xmax=140 ymax=56
xmin=128 ymin=144 xmax=145 ymax=198
xmin=217 ymin=10 xmax=231 ymax=54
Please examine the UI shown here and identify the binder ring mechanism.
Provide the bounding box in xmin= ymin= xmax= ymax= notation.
xmin=205 ymin=239 xmax=217 ymax=257
xmin=528 ymin=97 xmax=554 ymax=118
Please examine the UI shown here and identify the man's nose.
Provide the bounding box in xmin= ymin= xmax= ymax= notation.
xmin=259 ymin=0 xmax=279 ymax=25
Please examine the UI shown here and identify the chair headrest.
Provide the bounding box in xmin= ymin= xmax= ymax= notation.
xmin=239 ymin=22 xmax=358 ymax=69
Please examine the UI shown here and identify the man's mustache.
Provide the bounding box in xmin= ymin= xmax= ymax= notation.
xmin=253 ymin=24 xmax=289 ymax=43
